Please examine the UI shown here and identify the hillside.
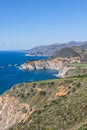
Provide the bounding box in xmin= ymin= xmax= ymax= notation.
xmin=20 ymin=46 xmax=87 ymax=78
xmin=52 ymin=46 xmax=87 ymax=62
xmin=59 ymin=64 xmax=87 ymax=78
xmin=52 ymin=47 xmax=80 ymax=58
xmin=0 ymin=77 xmax=86 ymax=129
xmin=25 ymin=41 xmax=87 ymax=56
xmin=25 ymin=43 xmax=68 ymax=56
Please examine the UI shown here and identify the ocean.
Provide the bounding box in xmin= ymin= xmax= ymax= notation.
xmin=0 ymin=51 xmax=59 ymax=95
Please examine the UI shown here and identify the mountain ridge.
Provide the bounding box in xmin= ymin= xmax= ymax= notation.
xmin=25 ymin=41 xmax=87 ymax=56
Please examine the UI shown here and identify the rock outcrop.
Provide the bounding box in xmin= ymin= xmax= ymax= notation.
xmin=58 ymin=66 xmax=76 ymax=78
xmin=20 ymin=57 xmax=80 ymax=71
xmin=59 ymin=66 xmax=87 ymax=78
xmin=20 ymin=58 xmax=69 ymax=70
xmin=0 ymin=94 xmax=34 ymax=130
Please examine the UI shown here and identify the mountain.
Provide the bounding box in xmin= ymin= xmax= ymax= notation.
xmin=52 ymin=46 xmax=87 ymax=62
xmin=0 ymin=77 xmax=86 ymax=130
xmin=80 ymin=42 xmax=87 ymax=49
xmin=25 ymin=41 xmax=87 ymax=56
xmin=52 ymin=47 xmax=80 ymax=58
xmin=25 ymin=43 xmax=68 ymax=56
xmin=67 ymin=41 xmax=84 ymax=46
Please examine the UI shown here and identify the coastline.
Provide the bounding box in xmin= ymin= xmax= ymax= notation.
xmin=20 ymin=57 xmax=79 ymax=78
xmin=25 ymin=53 xmax=48 ymax=57
xmin=0 ymin=52 xmax=58 ymax=95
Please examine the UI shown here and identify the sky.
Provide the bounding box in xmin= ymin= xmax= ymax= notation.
xmin=0 ymin=0 xmax=87 ymax=50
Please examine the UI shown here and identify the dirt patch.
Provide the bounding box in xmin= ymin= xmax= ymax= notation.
xmin=55 ymin=85 xmax=67 ymax=97
xmin=36 ymin=88 xmax=43 ymax=92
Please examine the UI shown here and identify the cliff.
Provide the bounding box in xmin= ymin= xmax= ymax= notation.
xmin=20 ymin=58 xmax=69 ymax=70
xmin=0 ymin=93 xmax=34 ymax=130
xmin=62 ymin=66 xmax=87 ymax=78
xmin=21 ymin=46 xmax=87 ymax=78
xmin=0 ymin=77 xmax=87 ymax=130
xmin=20 ymin=57 xmax=80 ymax=71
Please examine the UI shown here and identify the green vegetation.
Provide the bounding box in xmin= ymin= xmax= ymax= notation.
xmin=7 ymin=76 xmax=87 ymax=130
xmin=77 ymin=124 xmax=87 ymax=130
xmin=53 ymin=47 xmax=80 ymax=58
xmin=63 ymin=65 xmax=87 ymax=78
xmin=52 ymin=46 xmax=87 ymax=62
xmin=67 ymin=62 xmax=87 ymax=67
xmin=39 ymin=91 xmax=46 ymax=96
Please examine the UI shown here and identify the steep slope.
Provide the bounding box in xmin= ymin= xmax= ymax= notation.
xmin=52 ymin=47 xmax=80 ymax=58
xmin=0 ymin=94 xmax=34 ymax=130
xmin=59 ymin=65 xmax=87 ymax=78
xmin=20 ymin=57 xmax=70 ymax=70
xmin=21 ymin=47 xmax=83 ymax=71
xmin=0 ymin=77 xmax=86 ymax=130
xmin=52 ymin=47 xmax=87 ymax=62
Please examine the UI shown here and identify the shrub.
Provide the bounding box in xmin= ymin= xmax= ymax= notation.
xmin=32 ymin=83 xmax=37 ymax=88
xmin=31 ymin=88 xmax=34 ymax=92
xmin=77 ymin=124 xmax=87 ymax=130
xmin=39 ymin=91 xmax=46 ymax=96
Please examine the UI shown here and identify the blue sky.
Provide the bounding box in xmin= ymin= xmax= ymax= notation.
xmin=0 ymin=0 xmax=87 ymax=50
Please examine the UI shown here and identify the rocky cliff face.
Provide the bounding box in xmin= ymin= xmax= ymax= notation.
xmin=20 ymin=57 xmax=80 ymax=71
xmin=0 ymin=93 xmax=34 ymax=130
xmin=58 ymin=66 xmax=76 ymax=78
xmin=20 ymin=58 xmax=69 ymax=70
xmin=21 ymin=58 xmax=77 ymax=70
xmin=59 ymin=66 xmax=87 ymax=78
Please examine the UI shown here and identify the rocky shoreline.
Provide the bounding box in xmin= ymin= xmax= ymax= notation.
xmin=1 ymin=57 xmax=87 ymax=130
xmin=20 ymin=57 xmax=80 ymax=78
xmin=20 ymin=58 xmax=69 ymax=70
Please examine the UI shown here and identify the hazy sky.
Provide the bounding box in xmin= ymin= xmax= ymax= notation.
xmin=0 ymin=0 xmax=87 ymax=50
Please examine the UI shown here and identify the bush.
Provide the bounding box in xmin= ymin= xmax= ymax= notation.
xmin=39 ymin=91 xmax=46 ymax=96
xmin=77 ymin=124 xmax=87 ymax=130
xmin=32 ymin=83 xmax=37 ymax=88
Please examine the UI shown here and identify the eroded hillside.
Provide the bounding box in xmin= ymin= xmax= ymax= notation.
xmin=0 ymin=77 xmax=86 ymax=130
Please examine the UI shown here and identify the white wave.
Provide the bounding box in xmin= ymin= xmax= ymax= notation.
xmin=0 ymin=66 xmax=4 ymax=69
xmin=52 ymin=74 xmax=59 ymax=77
xmin=14 ymin=64 xmax=17 ymax=66
xmin=8 ymin=64 xmax=12 ymax=67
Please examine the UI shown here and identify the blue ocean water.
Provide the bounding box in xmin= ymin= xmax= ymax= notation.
xmin=0 ymin=51 xmax=59 ymax=95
